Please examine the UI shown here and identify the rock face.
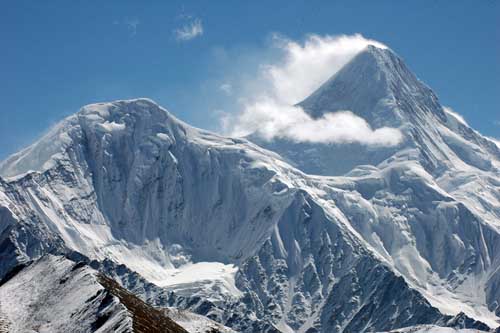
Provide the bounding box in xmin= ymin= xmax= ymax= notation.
xmin=0 ymin=45 xmax=499 ymax=332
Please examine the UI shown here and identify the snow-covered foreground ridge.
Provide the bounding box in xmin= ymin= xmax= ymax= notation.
xmin=0 ymin=45 xmax=499 ymax=333
xmin=0 ymin=255 xmax=188 ymax=333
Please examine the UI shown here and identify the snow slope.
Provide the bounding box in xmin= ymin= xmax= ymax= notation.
xmin=388 ymin=326 xmax=480 ymax=333
xmin=163 ymin=307 xmax=236 ymax=333
xmin=0 ymin=45 xmax=499 ymax=332
xmin=0 ymin=255 xmax=188 ymax=333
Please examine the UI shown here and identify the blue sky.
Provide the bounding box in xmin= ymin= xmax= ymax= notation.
xmin=1 ymin=1 xmax=498 ymax=160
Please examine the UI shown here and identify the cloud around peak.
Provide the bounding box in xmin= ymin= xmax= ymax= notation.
xmin=219 ymin=33 xmax=402 ymax=147
xmin=266 ymin=33 xmax=387 ymax=104
xmin=229 ymin=97 xmax=402 ymax=146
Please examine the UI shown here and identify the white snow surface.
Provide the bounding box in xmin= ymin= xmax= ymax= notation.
xmin=387 ymin=325 xmax=480 ymax=333
xmin=164 ymin=307 xmax=236 ymax=333
xmin=159 ymin=262 xmax=242 ymax=299
xmin=0 ymin=255 xmax=132 ymax=333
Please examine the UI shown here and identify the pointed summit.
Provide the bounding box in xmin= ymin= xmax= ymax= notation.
xmin=257 ymin=45 xmax=496 ymax=176
xmin=299 ymin=45 xmax=445 ymax=128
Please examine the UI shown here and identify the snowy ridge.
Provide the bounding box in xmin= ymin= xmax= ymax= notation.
xmin=0 ymin=255 xmax=133 ymax=333
xmin=0 ymin=45 xmax=499 ymax=332
xmin=0 ymin=255 xmax=190 ymax=333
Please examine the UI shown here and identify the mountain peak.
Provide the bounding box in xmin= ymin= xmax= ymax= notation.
xmin=80 ymin=98 xmax=161 ymax=114
xmin=361 ymin=44 xmax=394 ymax=59
xmin=299 ymin=45 xmax=444 ymax=128
xmin=0 ymin=98 xmax=190 ymax=178
xmin=77 ymin=98 xmax=177 ymax=126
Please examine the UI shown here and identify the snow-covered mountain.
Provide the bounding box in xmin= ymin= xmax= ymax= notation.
xmin=0 ymin=45 xmax=499 ymax=332
xmin=254 ymin=45 xmax=500 ymax=326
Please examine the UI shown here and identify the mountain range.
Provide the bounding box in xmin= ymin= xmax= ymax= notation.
xmin=0 ymin=45 xmax=499 ymax=332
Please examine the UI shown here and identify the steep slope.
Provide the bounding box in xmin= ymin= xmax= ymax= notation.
xmin=0 ymin=98 xmax=300 ymax=300
xmin=0 ymin=254 xmax=187 ymax=333
xmin=0 ymin=47 xmax=498 ymax=332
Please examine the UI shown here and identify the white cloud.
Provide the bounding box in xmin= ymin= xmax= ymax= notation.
xmin=219 ymin=83 xmax=232 ymax=95
xmin=266 ymin=33 xmax=387 ymax=104
xmin=221 ymin=34 xmax=402 ymax=146
xmin=214 ymin=109 xmax=232 ymax=133
xmin=175 ymin=18 xmax=203 ymax=41
xmin=443 ymin=106 xmax=468 ymax=126
xmin=229 ymin=97 xmax=402 ymax=146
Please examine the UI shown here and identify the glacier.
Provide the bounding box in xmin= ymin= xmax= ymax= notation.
xmin=0 ymin=45 xmax=499 ymax=332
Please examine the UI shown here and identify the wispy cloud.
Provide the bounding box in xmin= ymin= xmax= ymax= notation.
xmin=113 ymin=17 xmax=140 ymax=37
xmin=219 ymin=83 xmax=232 ymax=95
xmin=265 ymin=33 xmax=387 ymax=104
xmin=125 ymin=18 xmax=140 ymax=37
xmin=174 ymin=17 xmax=203 ymax=41
xmin=219 ymin=34 xmax=402 ymax=146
